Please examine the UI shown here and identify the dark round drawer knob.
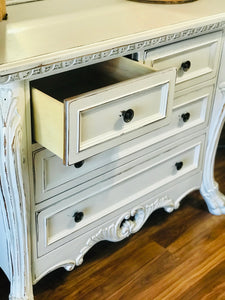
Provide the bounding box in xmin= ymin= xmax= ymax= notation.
xmin=74 ymin=160 xmax=85 ymax=168
xmin=73 ymin=211 xmax=84 ymax=223
xmin=175 ymin=161 xmax=183 ymax=171
xmin=181 ymin=112 xmax=190 ymax=122
xmin=121 ymin=109 xmax=134 ymax=123
xmin=181 ymin=60 xmax=191 ymax=72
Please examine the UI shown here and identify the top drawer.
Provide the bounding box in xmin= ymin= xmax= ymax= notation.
xmin=144 ymin=32 xmax=222 ymax=90
xmin=31 ymin=57 xmax=176 ymax=165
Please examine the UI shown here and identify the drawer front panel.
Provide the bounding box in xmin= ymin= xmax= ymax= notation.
xmin=37 ymin=135 xmax=204 ymax=256
xmin=66 ymin=68 xmax=176 ymax=165
xmin=33 ymin=147 xmax=123 ymax=204
xmin=78 ymin=84 xmax=167 ymax=151
xmin=171 ymin=85 xmax=212 ymax=132
xmin=33 ymin=85 xmax=212 ymax=204
xmin=144 ymin=32 xmax=222 ymax=89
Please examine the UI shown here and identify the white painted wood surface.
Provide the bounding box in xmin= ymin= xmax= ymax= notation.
xmin=0 ymin=0 xmax=225 ymax=76
xmin=31 ymin=58 xmax=176 ymax=165
xmin=0 ymin=82 xmax=33 ymax=299
xmin=32 ymin=82 xmax=213 ymax=204
xmin=201 ymin=30 xmax=225 ymax=214
xmin=0 ymin=1 xmax=225 ymax=299
xmin=37 ymin=134 xmax=203 ymax=256
xmin=145 ymin=31 xmax=222 ymax=90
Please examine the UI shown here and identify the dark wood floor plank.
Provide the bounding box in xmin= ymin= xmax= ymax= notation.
xmin=167 ymin=211 xmax=225 ymax=254
xmin=34 ymin=236 xmax=165 ymax=300
xmin=148 ymin=198 xmax=207 ymax=248
xmin=107 ymin=250 xmax=181 ymax=300
xmin=151 ymin=241 xmax=225 ymax=299
xmin=106 ymin=224 xmax=225 ymax=300
xmin=176 ymin=260 xmax=225 ymax=300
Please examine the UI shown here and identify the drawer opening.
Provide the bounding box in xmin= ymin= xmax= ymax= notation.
xmin=31 ymin=58 xmax=154 ymax=103
xmin=31 ymin=57 xmax=176 ymax=165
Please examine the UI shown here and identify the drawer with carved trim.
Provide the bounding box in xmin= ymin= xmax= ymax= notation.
xmin=36 ymin=134 xmax=204 ymax=256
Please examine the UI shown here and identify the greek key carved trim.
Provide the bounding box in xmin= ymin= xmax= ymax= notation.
xmin=1 ymin=21 xmax=224 ymax=84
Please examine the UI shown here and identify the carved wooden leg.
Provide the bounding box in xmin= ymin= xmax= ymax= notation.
xmin=0 ymin=83 xmax=33 ymax=300
xmin=200 ymin=83 xmax=225 ymax=215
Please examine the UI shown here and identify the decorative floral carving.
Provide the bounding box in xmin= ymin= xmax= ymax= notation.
xmin=1 ymin=22 xmax=224 ymax=84
xmin=74 ymin=195 xmax=177 ymax=267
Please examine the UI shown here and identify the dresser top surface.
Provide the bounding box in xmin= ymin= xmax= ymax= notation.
xmin=1 ymin=0 xmax=225 ymax=75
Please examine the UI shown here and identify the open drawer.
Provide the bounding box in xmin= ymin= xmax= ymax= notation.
xmin=31 ymin=57 xmax=176 ymax=165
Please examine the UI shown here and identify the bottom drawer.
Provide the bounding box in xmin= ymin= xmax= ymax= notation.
xmin=36 ymin=135 xmax=204 ymax=256
xmin=33 ymin=171 xmax=203 ymax=282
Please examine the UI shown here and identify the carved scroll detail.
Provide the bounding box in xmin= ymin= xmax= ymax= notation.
xmin=0 ymin=86 xmax=32 ymax=299
xmin=1 ymin=22 xmax=224 ymax=84
xmin=72 ymin=195 xmax=178 ymax=268
xmin=200 ymin=81 xmax=225 ymax=215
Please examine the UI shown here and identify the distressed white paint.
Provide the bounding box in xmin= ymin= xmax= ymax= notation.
xmin=0 ymin=1 xmax=225 ymax=299
xmin=0 ymin=83 xmax=33 ymax=299
xmin=36 ymin=135 xmax=203 ymax=257
xmin=200 ymin=31 xmax=225 ymax=214
xmin=1 ymin=0 xmax=225 ymax=77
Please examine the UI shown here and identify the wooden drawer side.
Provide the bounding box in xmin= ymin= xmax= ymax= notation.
xmin=32 ymin=88 xmax=64 ymax=159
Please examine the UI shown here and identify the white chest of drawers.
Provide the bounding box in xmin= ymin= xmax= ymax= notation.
xmin=1 ymin=1 xmax=225 ymax=299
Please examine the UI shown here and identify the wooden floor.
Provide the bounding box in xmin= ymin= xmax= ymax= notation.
xmin=1 ymin=141 xmax=225 ymax=299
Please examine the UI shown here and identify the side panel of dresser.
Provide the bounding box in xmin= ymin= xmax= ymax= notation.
xmin=0 ymin=81 xmax=33 ymax=299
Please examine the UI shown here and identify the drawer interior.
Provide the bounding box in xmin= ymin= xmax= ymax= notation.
xmin=31 ymin=57 xmax=153 ymax=102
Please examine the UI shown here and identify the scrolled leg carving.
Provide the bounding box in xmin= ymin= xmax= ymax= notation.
xmin=200 ymin=83 xmax=225 ymax=215
xmin=0 ymin=84 xmax=33 ymax=300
